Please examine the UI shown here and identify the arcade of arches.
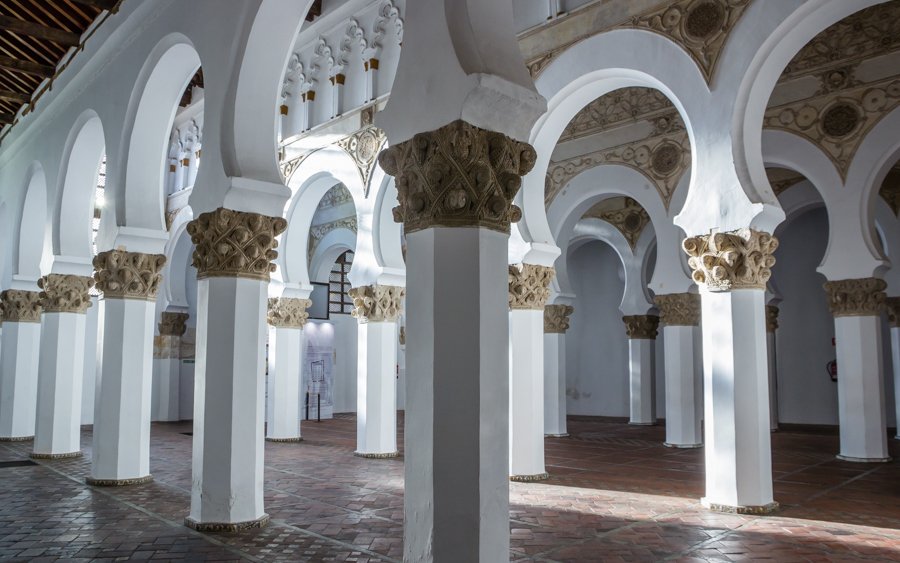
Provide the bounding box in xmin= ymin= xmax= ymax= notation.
xmin=0 ymin=0 xmax=900 ymax=561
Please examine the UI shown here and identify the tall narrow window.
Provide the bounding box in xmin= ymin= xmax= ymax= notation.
xmin=328 ymin=250 xmax=354 ymax=315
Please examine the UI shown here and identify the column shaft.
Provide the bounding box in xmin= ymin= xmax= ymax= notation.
xmin=266 ymin=325 xmax=304 ymax=441
xmin=663 ymin=325 xmax=702 ymax=447
xmin=509 ymin=308 xmax=546 ymax=479
xmin=356 ymin=321 xmax=398 ymax=456
xmin=0 ymin=322 xmax=41 ymax=440
xmin=543 ymin=332 xmax=567 ymax=436
xmin=153 ymin=339 xmax=182 ymax=422
xmin=628 ymin=338 xmax=656 ymax=425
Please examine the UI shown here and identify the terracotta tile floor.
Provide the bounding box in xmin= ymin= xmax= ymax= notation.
xmin=1 ymin=415 xmax=899 ymax=561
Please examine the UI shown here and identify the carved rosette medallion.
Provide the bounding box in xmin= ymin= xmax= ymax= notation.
xmin=267 ymin=297 xmax=313 ymax=329
xmin=159 ymin=312 xmax=189 ymax=337
xmin=682 ymin=229 xmax=778 ymax=291
xmin=886 ymin=297 xmax=900 ymax=328
xmin=508 ymin=264 xmax=555 ymax=311
xmin=0 ymin=290 xmax=42 ymax=323
xmin=349 ymin=285 xmax=404 ymax=323
xmin=823 ymin=278 xmax=886 ymax=317
xmin=187 ymin=208 xmax=287 ymax=281
xmin=93 ymin=250 xmax=166 ymax=301
xmin=337 ymin=126 xmax=386 ymax=195
xmin=38 ymin=274 xmax=93 ymax=314
xmin=766 ymin=306 xmax=780 ymax=333
xmin=623 ymin=315 xmax=660 ymax=340
xmin=655 ymin=293 xmax=700 ymax=326
xmin=544 ymin=304 xmax=575 ymax=334
xmin=377 ymin=120 xmax=537 ymax=234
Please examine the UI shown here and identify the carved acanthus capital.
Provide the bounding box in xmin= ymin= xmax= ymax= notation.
xmin=187 ymin=208 xmax=287 ymax=281
xmin=544 ymin=304 xmax=574 ymax=333
xmin=93 ymin=250 xmax=166 ymax=300
xmin=623 ymin=315 xmax=660 ymax=340
xmin=377 ymin=120 xmax=537 ymax=234
xmin=38 ymin=274 xmax=93 ymax=314
xmin=655 ymin=293 xmax=700 ymax=327
xmin=682 ymin=229 xmax=778 ymax=291
xmin=0 ymin=290 xmax=42 ymax=323
xmin=766 ymin=305 xmax=780 ymax=333
xmin=887 ymin=297 xmax=900 ymax=328
xmin=509 ymin=264 xmax=554 ymax=310
xmin=350 ymin=285 xmax=404 ymax=323
xmin=823 ymin=278 xmax=886 ymax=317
xmin=158 ymin=312 xmax=189 ymax=336
xmin=267 ymin=297 xmax=313 ymax=328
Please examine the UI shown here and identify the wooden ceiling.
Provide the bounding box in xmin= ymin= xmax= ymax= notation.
xmin=0 ymin=0 xmax=118 ymax=127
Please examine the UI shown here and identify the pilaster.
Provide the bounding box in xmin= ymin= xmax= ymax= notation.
xmin=266 ymin=297 xmax=311 ymax=442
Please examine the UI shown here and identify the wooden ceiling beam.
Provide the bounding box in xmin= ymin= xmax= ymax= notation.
xmin=0 ymin=112 xmax=15 ymax=125
xmin=0 ymin=16 xmax=81 ymax=47
xmin=70 ymin=0 xmax=119 ymax=11
xmin=0 ymin=89 xmax=28 ymax=104
xmin=0 ymin=55 xmax=54 ymax=78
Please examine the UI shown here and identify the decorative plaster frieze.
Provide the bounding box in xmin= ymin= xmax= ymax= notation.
xmin=0 ymin=290 xmax=42 ymax=323
xmin=682 ymin=229 xmax=778 ymax=292
xmin=349 ymin=284 xmax=404 ymax=323
xmin=308 ymin=216 xmax=358 ymax=262
xmin=508 ymin=264 xmax=554 ymax=311
xmin=319 ymin=184 xmax=354 ymax=210
xmin=280 ymin=151 xmax=313 ymax=182
xmin=623 ymin=314 xmax=660 ymax=340
xmin=267 ymin=297 xmax=313 ymax=328
xmin=886 ymin=297 xmax=900 ymax=328
xmin=38 ymin=274 xmax=93 ymax=314
xmin=823 ymin=277 xmax=886 ymax=317
xmin=560 ymin=88 xmax=680 ymax=142
xmin=93 ymin=250 xmax=166 ymax=301
xmin=337 ymin=126 xmax=386 ymax=195
xmin=187 ymin=208 xmax=287 ymax=281
xmin=159 ymin=312 xmax=189 ymax=337
xmin=766 ymin=167 xmax=805 ymax=197
xmin=544 ymin=304 xmax=574 ymax=334
xmin=582 ymin=197 xmax=651 ymax=250
xmin=655 ymin=293 xmax=700 ymax=327
xmin=378 ymin=120 xmax=537 ymax=234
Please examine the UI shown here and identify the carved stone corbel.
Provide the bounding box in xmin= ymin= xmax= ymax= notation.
xmin=508 ymin=265 xmax=554 ymax=310
xmin=766 ymin=305 xmax=780 ymax=333
xmin=544 ymin=304 xmax=574 ymax=334
xmin=158 ymin=312 xmax=189 ymax=337
xmin=93 ymin=250 xmax=166 ymax=300
xmin=186 ymin=208 xmax=287 ymax=281
xmin=682 ymin=229 xmax=778 ymax=291
xmin=267 ymin=297 xmax=313 ymax=329
xmin=350 ymin=285 xmax=404 ymax=323
xmin=623 ymin=315 xmax=660 ymax=340
xmin=823 ymin=278 xmax=886 ymax=317
xmin=38 ymin=274 xmax=93 ymax=314
xmin=887 ymin=297 xmax=900 ymax=329
xmin=654 ymin=293 xmax=700 ymax=327
xmin=0 ymin=290 xmax=42 ymax=323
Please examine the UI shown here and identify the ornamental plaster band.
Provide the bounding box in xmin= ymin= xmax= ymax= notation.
xmin=93 ymin=250 xmax=167 ymax=300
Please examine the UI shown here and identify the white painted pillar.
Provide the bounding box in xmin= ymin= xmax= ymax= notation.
xmin=153 ymin=312 xmax=189 ymax=422
xmin=656 ymin=293 xmax=702 ymax=448
xmin=544 ymin=304 xmax=574 ymax=437
xmin=350 ymin=285 xmax=403 ymax=457
xmin=888 ymin=298 xmax=900 ymax=440
xmin=32 ymin=275 xmax=93 ymax=458
xmin=0 ymin=290 xmax=42 ymax=441
xmin=186 ymin=208 xmax=286 ymax=531
xmin=766 ymin=305 xmax=779 ymax=432
xmin=824 ymin=278 xmax=890 ymax=462
xmin=265 ymin=297 xmax=311 ymax=442
xmin=81 ymin=296 xmax=100 ymax=425
xmin=623 ymin=315 xmax=659 ymax=425
xmin=89 ymin=251 xmax=166 ymax=485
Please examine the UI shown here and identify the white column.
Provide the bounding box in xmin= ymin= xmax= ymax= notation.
xmin=888 ymin=298 xmax=900 ymax=440
xmin=350 ymin=285 xmax=403 ymax=457
xmin=153 ymin=312 xmax=189 ymax=422
xmin=32 ymin=275 xmax=93 ymax=458
xmin=825 ymin=278 xmax=890 ymax=462
xmin=0 ymin=290 xmax=42 ymax=441
xmin=683 ymin=229 xmax=778 ymax=513
xmin=766 ymin=305 xmax=779 ymax=432
xmin=656 ymin=293 xmax=702 ymax=448
xmin=544 ymin=304 xmax=574 ymax=437
xmin=186 ymin=208 xmax=286 ymax=531
xmin=266 ymin=297 xmax=311 ymax=442
xmin=89 ymin=251 xmax=166 ymax=485
xmin=623 ymin=315 xmax=659 ymax=425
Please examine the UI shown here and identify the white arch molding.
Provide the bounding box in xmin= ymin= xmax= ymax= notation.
xmin=12 ymin=163 xmax=51 ymax=288
xmin=160 ymin=207 xmax=195 ymax=310
xmin=310 ymin=229 xmax=358 ymax=284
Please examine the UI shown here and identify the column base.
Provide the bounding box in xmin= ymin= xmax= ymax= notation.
xmin=545 ymin=433 xmax=569 ymax=438
xmin=702 ymin=498 xmax=779 ymax=514
xmin=354 ymin=451 xmax=399 ymax=459
xmin=86 ymin=475 xmax=153 ymax=487
xmin=510 ymin=472 xmax=549 ymax=483
xmin=0 ymin=436 xmax=34 ymax=442
xmin=265 ymin=436 xmax=303 ymax=443
xmin=836 ymin=454 xmax=892 ymax=463
xmin=184 ymin=515 xmax=270 ymax=533
xmin=30 ymin=451 xmax=82 ymax=459
xmin=664 ymin=442 xmax=702 ymax=449
xmin=629 ymin=421 xmax=656 ymax=426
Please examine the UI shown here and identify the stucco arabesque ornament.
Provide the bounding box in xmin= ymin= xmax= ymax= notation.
xmin=337 ymin=127 xmax=386 ymax=197
xmin=267 ymin=297 xmax=313 ymax=328
xmin=682 ymin=229 xmax=778 ymax=292
xmin=187 ymin=208 xmax=287 ymax=281
xmin=544 ymin=304 xmax=574 ymax=333
xmin=0 ymin=290 xmax=42 ymax=323
xmin=378 ymin=120 xmax=537 ymax=235
xmin=655 ymin=292 xmax=700 ymax=326
xmin=308 ymin=216 xmax=358 ymax=262
xmin=582 ymin=197 xmax=652 ymax=250
xmin=93 ymin=250 xmax=166 ymax=301
xmin=823 ymin=277 xmax=886 ymax=317
xmin=623 ymin=314 xmax=660 ymax=340
xmin=38 ymin=274 xmax=94 ymax=314
xmin=509 ymin=264 xmax=555 ymax=311
xmin=349 ymin=285 xmax=404 ymax=323
xmin=159 ymin=312 xmax=189 ymax=337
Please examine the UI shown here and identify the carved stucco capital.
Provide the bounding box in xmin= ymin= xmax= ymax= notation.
xmin=544 ymin=304 xmax=574 ymax=334
xmin=623 ymin=315 xmax=660 ymax=340
xmin=0 ymin=290 xmax=42 ymax=323
xmin=93 ymin=250 xmax=166 ymax=301
xmin=158 ymin=312 xmax=189 ymax=336
xmin=350 ymin=285 xmax=404 ymax=323
xmin=187 ymin=207 xmax=287 ymax=281
xmin=682 ymin=229 xmax=778 ymax=291
xmin=823 ymin=278 xmax=886 ymax=317
xmin=654 ymin=293 xmax=700 ymax=327
xmin=267 ymin=297 xmax=313 ymax=329
xmin=509 ymin=264 xmax=554 ymax=310
xmin=377 ymin=120 xmax=537 ymax=234
xmin=38 ymin=274 xmax=93 ymax=314
xmin=887 ymin=297 xmax=900 ymax=328
xmin=766 ymin=305 xmax=780 ymax=333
